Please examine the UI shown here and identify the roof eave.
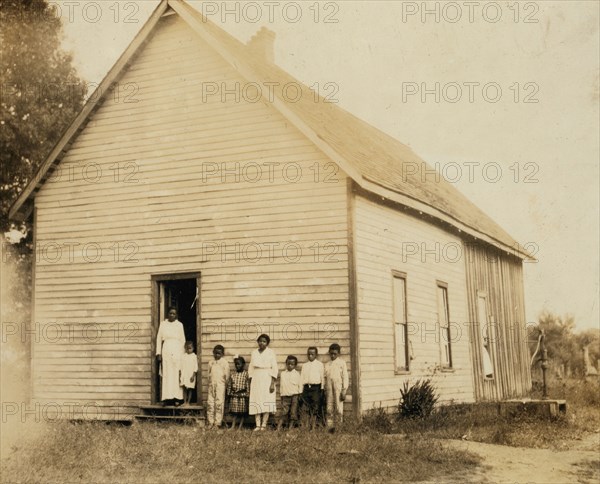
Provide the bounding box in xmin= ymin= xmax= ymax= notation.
xmin=359 ymin=177 xmax=535 ymax=261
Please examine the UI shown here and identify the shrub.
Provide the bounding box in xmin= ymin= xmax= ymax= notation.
xmin=398 ymin=379 xmax=439 ymax=419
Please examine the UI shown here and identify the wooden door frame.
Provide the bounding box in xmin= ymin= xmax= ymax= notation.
xmin=151 ymin=272 xmax=202 ymax=404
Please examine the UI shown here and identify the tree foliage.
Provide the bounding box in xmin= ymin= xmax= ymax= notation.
xmin=1 ymin=0 xmax=85 ymax=225
xmin=1 ymin=0 xmax=85 ymax=398
xmin=575 ymin=328 xmax=600 ymax=369
xmin=529 ymin=311 xmax=599 ymax=377
xmin=1 ymin=0 xmax=85 ymax=320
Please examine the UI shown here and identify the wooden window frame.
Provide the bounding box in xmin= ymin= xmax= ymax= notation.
xmin=436 ymin=281 xmax=453 ymax=369
xmin=477 ymin=290 xmax=495 ymax=380
xmin=392 ymin=270 xmax=410 ymax=374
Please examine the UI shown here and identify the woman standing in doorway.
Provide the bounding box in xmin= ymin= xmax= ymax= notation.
xmin=156 ymin=307 xmax=186 ymax=406
xmin=248 ymin=334 xmax=278 ymax=430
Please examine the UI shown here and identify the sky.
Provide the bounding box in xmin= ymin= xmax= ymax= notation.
xmin=53 ymin=0 xmax=599 ymax=331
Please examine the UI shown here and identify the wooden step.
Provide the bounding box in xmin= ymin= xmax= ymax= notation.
xmin=139 ymin=404 xmax=204 ymax=411
xmin=134 ymin=414 xmax=204 ymax=424
xmin=139 ymin=404 xmax=204 ymax=417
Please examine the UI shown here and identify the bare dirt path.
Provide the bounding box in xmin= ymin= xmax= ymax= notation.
xmin=438 ymin=433 xmax=600 ymax=484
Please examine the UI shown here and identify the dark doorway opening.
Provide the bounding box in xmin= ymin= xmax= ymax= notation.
xmin=163 ymin=279 xmax=197 ymax=346
xmin=152 ymin=273 xmax=201 ymax=404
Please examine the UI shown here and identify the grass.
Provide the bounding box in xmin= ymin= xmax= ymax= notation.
xmin=361 ymin=377 xmax=600 ymax=450
xmin=395 ymin=404 xmax=583 ymax=449
xmin=3 ymin=378 xmax=597 ymax=482
xmin=0 ymin=420 xmax=479 ymax=484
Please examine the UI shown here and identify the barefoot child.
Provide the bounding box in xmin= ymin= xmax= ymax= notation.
xmin=207 ymin=344 xmax=230 ymax=429
xmin=180 ymin=341 xmax=198 ymax=405
xmin=300 ymin=347 xmax=324 ymax=430
xmin=277 ymin=355 xmax=301 ymax=430
xmin=325 ymin=343 xmax=349 ymax=430
xmin=226 ymin=355 xmax=249 ymax=430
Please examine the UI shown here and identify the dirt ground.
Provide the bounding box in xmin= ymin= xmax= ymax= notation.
xmin=430 ymin=432 xmax=600 ymax=484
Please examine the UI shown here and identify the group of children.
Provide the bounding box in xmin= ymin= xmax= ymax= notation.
xmin=190 ymin=343 xmax=349 ymax=430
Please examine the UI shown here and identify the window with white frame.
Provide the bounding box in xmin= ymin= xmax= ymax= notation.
xmin=437 ymin=283 xmax=452 ymax=368
xmin=393 ymin=272 xmax=409 ymax=372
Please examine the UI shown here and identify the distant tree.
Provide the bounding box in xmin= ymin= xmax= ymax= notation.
xmin=576 ymin=328 xmax=600 ymax=372
xmin=1 ymin=0 xmax=85 ymax=400
xmin=1 ymin=0 xmax=85 ymax=226
xmin=529 ymin=312 xmax=597 ymax=377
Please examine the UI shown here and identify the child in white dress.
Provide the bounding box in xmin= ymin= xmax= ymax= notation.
xmin=180 ymin=341 xmax=198 ymax=405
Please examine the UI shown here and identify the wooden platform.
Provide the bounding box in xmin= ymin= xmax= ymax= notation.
xmin=498 ymin=399 xmax=567 ymax=418
xmin=139 ymin=404 xmax=204 ymax=411
xmin=134 ymin=404 xmax=205 ymax=424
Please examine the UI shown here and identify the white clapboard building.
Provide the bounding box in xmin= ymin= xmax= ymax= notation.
xmin=10 ymin=0 xmax=532 ymax=419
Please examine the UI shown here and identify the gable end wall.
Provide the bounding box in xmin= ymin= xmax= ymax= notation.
xmin=32 ymin=15 xmax=350 ymax=417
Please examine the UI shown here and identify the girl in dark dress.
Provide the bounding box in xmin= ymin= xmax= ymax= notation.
xmin=226 ymin=356 xmax=249 ymax=429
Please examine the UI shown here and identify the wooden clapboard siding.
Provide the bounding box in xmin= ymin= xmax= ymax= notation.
xmin=32 ymin=14 xmax=351 ymax=413
xmin=464 ymin=244 xmax=532 ymax=401
xmin=353 ymin=194 xmax=475 ymax=409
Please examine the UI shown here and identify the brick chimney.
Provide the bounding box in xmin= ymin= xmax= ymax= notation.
xmin=247 ymin=27 xmax=276 ymax=63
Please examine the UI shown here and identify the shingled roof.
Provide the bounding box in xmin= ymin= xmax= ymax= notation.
xmin=10 ymin=0 xmax=531 ymax=259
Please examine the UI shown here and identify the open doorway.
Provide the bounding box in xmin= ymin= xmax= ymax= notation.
xmin=152 ymin=273 xmax=201 ymax=404
xmin=162 ymin=279 xmax=197 ymax=345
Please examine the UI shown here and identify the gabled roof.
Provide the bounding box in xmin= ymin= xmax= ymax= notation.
xmin=10 ymin=0 xmax=532 ymax=260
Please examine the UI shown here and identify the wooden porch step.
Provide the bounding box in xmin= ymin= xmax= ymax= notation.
xmin=139 ymin=405 xmax=204 ymax=410
xmin=134 ymin=414 xmax=204 ymax=424
xmin=138 ymin=404 xmax=205 ymax=417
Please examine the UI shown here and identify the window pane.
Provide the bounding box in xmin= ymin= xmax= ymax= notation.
xmin=393 ymin=277 xmax=406 ymax=324
xmin=393 ymin=276 xmax=408 ymax=371
xmin=437 ymin=285 xmax=451 ymax=367
xmin=438 ymin=286 xmax=449 ymax=327
xmin=396 ymin=324 xmax=407 ymax=369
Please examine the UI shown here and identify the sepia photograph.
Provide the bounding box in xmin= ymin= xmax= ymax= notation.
xmin=1 ymin=1 xmax=598 ymax=482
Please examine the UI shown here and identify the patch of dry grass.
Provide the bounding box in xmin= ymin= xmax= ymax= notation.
xmin=4 ymin=378 xmax=596 ymax=482
xmin=362 ymin=378 xmax=600 ymax=450
xmin=0 ymin=420 xmax=479 ymax=484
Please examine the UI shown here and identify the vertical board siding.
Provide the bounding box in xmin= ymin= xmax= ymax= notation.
xmin=354 ymin=196 xmax=475 ymax=409
xmin=464 ymin=244 xmax=532 ymax=401
xmin=32 ymin=15 xmax=350 ymax=417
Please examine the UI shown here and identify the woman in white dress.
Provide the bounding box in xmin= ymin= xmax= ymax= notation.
xmin=248 ymin=333 xmax=278 ymax=430
xmin=156 ymin=307 xmax=186 ymax=405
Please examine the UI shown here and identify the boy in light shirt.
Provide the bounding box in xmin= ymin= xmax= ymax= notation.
xmin=325 ymin=343 xmax=349 ymax=430
xmin=207 ymin=344 xmax=230 ymax=429
xmin=300 ymin=346 xmax=324 ymax=430
xmin=277 ymin=355 xmax=301 ymax=430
